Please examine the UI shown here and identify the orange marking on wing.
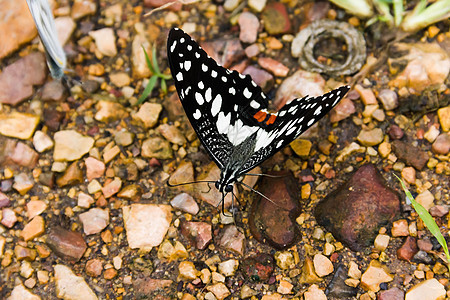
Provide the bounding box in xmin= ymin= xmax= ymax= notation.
xmin=253 ymin=111 xmax=267 ymax=122
xmin=266 ymin=114 xmax=276 ymax=125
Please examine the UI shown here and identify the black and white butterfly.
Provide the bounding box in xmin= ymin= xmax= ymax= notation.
xmin=167 ymin=28 xmax=349 ymax=206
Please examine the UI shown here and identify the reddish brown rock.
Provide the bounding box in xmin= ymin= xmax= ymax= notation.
xmin=249 ymin=171 xmax=301 ymax=249
xmin=180 ymin=221 xmax=212 ymax=250
xmin=46 ymin=227 xmax=87 ymax=263
xmin=397 ymin=236 xmax=418 ymax=261
xmin=241 ymin=253 xmax=275 ymax=282
xmin=392 ymin=140 xmax=429 ymax=170
xmin=377 ymin=287 xmax=404 ymax=300
xmin=134 ymin=278 xmax=174 ymax=298
xmin=201 ymin=39 xmax=245 ymax=69
xmin=388 ymin=125 xmax=404 ymax=140
xmin=43 ymin=108 xmax=65 ymax=131
xmin=41 ymin=80 xmax=66 ymax=101
xmin=329 ymin=98 xmax=356 ymax=123
xmin=242 ymin=66 xmax=274 ymax=93
xmin=10 ymin=142 xmax=39 ymax=168
xmin=216 ymin=225 xmax=245 ymax=255
xmin=261 ymin=2 xmax=291 ymax=35
xmin=432 ymin=133 xmax=450 ymax=155
xmin=143 ymin=0 xmax=182 ymax=10
xmin=56 ymin=161 xmax=83 ymax=187
xmin=86 ymin=258 xmax=103 ymax=277
xmin=315 ymin=164 xmax=401 ymax=252
xmin=15 ymin=245 xmax=37 ymax=261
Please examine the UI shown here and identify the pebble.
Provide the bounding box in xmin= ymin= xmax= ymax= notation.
xmin=348 ymin=261 xmax=361 ymax=279
xmin=354 ymin=84 xmax=377 ymax=105
xmin=72 ymin=0 xmax=97 ymax=19
xmin=46 ymin=227 xmax=87 ymax=263
xmin=392 ymin=140 xmax=429 ymax=170
xmin=240 ymin=285 xmax=258 ymax=299
xmin=102 ymin=178 xmax=122 ymax=198
xmin=238 ymin=12 xmax=259 ymax=44
xmin=1 ymin=208 xmax=17 ymax=228
xmin=131 ymin=34 xmax=151 ymax=79
xmin=79 ymin=208 xmax=109 ymax=235
xmin=10 ymin=142 xmax=39 ymax=168
xmin=378 ymin=287 xmax=404 ymax=300
xmin=360 ymin=260 xmax=394 ymax=292
xmin=122 ymin=204 xmax=172 ymax=249
xmin=0 ymin=52 xmax=46 ymax=105
xmin=257 ymin=57 xmax=289 ymax=77
xmin=357 ymin=128 xmax=383 ymax=146
xmin=415 ymin=190 xmax=434 ymax=211
xmin=374 ymin=234 xmax=390 ymax=251
xmin=397 ymin=236 xmax=418 ymax=261
xmin=437 ymin=106 xmax=449 ymax=132
xmin=178 ymin=261 xmax=199 ymax=280
xmin=0 ymin=112 xmax=40 ymax=140
xmin=315 ymin=164 xmax=400 ymax=252
xmin=89 ymin=28 xmax=117 ymax=57
xmin=405 ymin=278 xmax=446 ymax=300
xmin=388 ymin=125 xmax=404 ymax=140
xmin=299 ymin=257 xmax=322 ymax=284
xmin=133 ymin=103 xmax=163 ymax=128
xmin=241 ymin=253 xmax=274 ymax=282
xmin=56 ymin=162 xmax=83 ymax=187
xmin=274 ymin=251 xmax=294 ymax=269
xmin=85 ymin=157 xmax=105 ymax=181
xmin=26 ymin=200 xmax=47 ymax=219
xmin=206 ymin=283 xmax=231 ymax=300
xmin=432 ymin=133 xmax=450 ymax=155
xmin=20 ymin=216 xmax=45 ymax=241
xmin=33 ymin=131 xmax=54 ymax=153
xmin=141 ymin=137 xmax=173 ymax=159
xmin=335 ymin=142 xmax=365 ymax=162
xmin=54 ymin=264 xmax=98 ymax=300
xmin=391 ymin=219 xmax=409 ymax=237
xmin=114 ymin=130 xmax=134 ymax=146
xmin=429 ymin=205 xmax=449 ymax=217
xmin=378 ymin=142 xmax=391 ymax=158
xmin=13 ymin=173 xmax=34 ymax=195
xmin=95 ymin=100 xmax=128 ymax=123
xmin=133 ymin=278 xmax=173 ymax=297
xmin=54 ymin=130 xmax=94 ymax=161
xmin=372 ymin=109 xmax=385 ymax=121
xmin=109 ymin=72 xmax=130 ymax=87
xmin=86 ymin=259 xmax=103 ymax=277
xmin=401 ymin=167 xmax=416 ymax=184
xmin=377 ymin=89 xmax=398 ymax=110
xmin=277 ymin=279 xmax=293 ymax=294
xmin=242 ymin=66 xmax=274 ymax=92
xmin=261 ymin=2 xmax=291 ymax=34
xmin=170 ymin=193 xmax=199 ymax=215
xmin=304 ymin=284 xmax=327 ymax=300
xmin=290 ymin=139 xmax=312 ymax=158
xmin=15 ymin=245 xmax=37 ymax=261
xmin=216 ymin=225 xmax=245 ymax=255
xmin=424 ymin=125 xmax=440 ymax=143
xmin=329 ymin=98 xmax=356 ymax=122
xmin=244 ymin=44 xmax=260 ymax=58
xmin=248 ymin=0 xmax=267 ymax=12
xmin=158 ymin=124 xmax=186 ymax=145
xmin=313 ymin=253 xmax=334 ymax=277
xmin=218 ymin=259 xmax=239 ymax=277
xmin=7 ymin=283 xmax=41 ymax=300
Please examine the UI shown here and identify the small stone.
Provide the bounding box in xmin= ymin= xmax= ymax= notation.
xmin=117 ymin=184 xmax=142 ymax=201
xmin=274 ymin=251 xmax=295 ymax=269
xmin=299 ymin=257 xmax=322 ymax=284
xmin=216 ymin=225 xmax=245 ymax=255
xmin=392 ymin=140 xmax=429 ymax=170
xmin=348 ymin=261 xmax=361 ymax=279
xmin=424 ymin=125 xmax=440 ymax=143
xmin=178 ymin=261 xmax=199 ymax=280
xmin=13 ymin=173 xmax=34 ymax=195
xmin=79 ymin=208 xmax=109 ymax=235
xmin=218 ymin=259 xmax=239 ymax=277
xmin=15 ymin=245 xmax=37 ymax=261
xmin=240 ymin=285 xmax=258 ymax=299
xmin=360 ymin=260 xmax=394 ymax=292
xmin=95 ymin=101 xmax=128 ymax=122
xmin=401 ymin=167 xmax=416 ymax=184
xmin=392 ymin=219 xmax=409 ymax=237
xmin=78 ymin=192 xmax=94 ymax=209
xmin=158 ymin=124 xmax=186 ymax=145
xmin=89 ymin=28 xmax=117 ymax=56
xmin=141 ymin=137 xmax=173 ymax=159
xmin=27 ymin=200 xmax=47 ymax=219
xmin=290 ymin=139 xmax=312 ymax=158
xmin=55 ymin=264 xmax=98 ymax=300
xmin=85 ymin=157 xmax=105 ymax=181
xmin=224 ymin=0 xmax=239 ymax=11
xmin=313 ymin=254 xmax=334 ymax=277
xmin=372 ymin=109 xmax=385 ymax=122
xmin=109 ymin=72 xmax=131 ymax=87
xmin=397 ymin=236 xmax=418 ymax=261
xmin=20 ymin=216 xmax=45 ymax=241
xmin=432 ymin=133 xmax=450 ymax=155
xmin=103 ymin=145 xmax=121 ymax=163
xmin=242 ymin=66 xmax=274 ymax=92
xmin=304 ymin=284 xmax=327 ymax=300
xmin=378 ymin=287 xmax=404 ymax=300
xmin=10 ymin=142 xmax=39 ymax=168
xmin=72 ymin=0 xmax=97 ymax=19
xmin=1 ymin=208 xmax=17 ymax=228
xmin=388 ymin=125 xmax=404 ymax=140
xmin=277 ymin=279 xmax=293 ymax=294
xmin=7 ymin=283 xmax=41 ymax=300
xmin=102 ymin=178 xmax=122 ymax=198
xmin=374 ymin=234 xmax=390 ymax=251
xmin=114 ymin=130 xmax=134 ymax=146
xmin=248 ymin=0 xmax=267 ymax=12
xmin=56 ymin=161 xmax=83 ymax=187
xmin=206 ymin=283 xmax=230 ymax=300
xmin=261 ymin=2 xmax=291 ymax=35
xmin=405 ymin=278 xmax=445 ymax=300
xmin=378 ymin=142 xmax=391 ymax=158
xmin=33 ymin=131 xmax=54 ymax=153
xmin=46 ymin=227 xmax=87 ymax=263
xmin=355 ymin=85 xmax=377 ymax=105
xmin=0 ymin=112 xmax=40 ymax=140
xmin=86 ymin=259 xmax=103 ymax=277
xmin=54 ymin=130 xmax=94 ymax=161
xmin=335 ymin=142 xmax=365 ymax=162
xmin=377 ymin=89 xmax=398 ymax=110
xmin=122 ymin=204 xmax=172 ymax=250
xmin=20 ymin=260 xmax=33 ymax=278
xmin=437 ymin=106 xmax=450 ymax=132
xmin=170 ymin=193 xmax=199 ymax=215
xmin=429 ymin=205 xmax=449 ymax=217
xmin=241 ymin=253 xmax=275 ymax=282
xmin=258 ymin=57 xmax=289 ymax=77
xmin=329 ymin=98 xmax=356 ymax=123
xmin=238 ymin=12 xmax=259 ymax=43
xmin=415 ymin=190 xmax=434 ymax=211
xmin=357 ymin=128 xmax=383 ymax=146
xmin=41 ymin=80 xmax=65 ymax=102
xmin=133 ymin=103 xmax=163 ymax=128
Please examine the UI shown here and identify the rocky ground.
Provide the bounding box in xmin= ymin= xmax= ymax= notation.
xmin=0 ymin=0 xmax=449 ymax=299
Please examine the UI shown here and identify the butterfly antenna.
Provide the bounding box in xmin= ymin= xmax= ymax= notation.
xmin=243 ymin=173 xmax=283 ymax=178
xmin=166 ymin=179 xmax=216 ymax=188
xmin=238 ymin=182 xmax=286 ymax=210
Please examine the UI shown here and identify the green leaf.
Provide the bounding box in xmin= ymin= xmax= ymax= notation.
xmin=160 ymin=73 xmax=173 ymax=80
xmin=152 ymin=46 xmax=161 ymax=75
xmin=138 ymin=76 xmax=158 ymax=104
xmin=160 ymin=78 xmax=167 ymax=93
xmin=142 ymin=46 xmax=155 ymax=74
xmin=394 ymin=174 xmax=450 ymax=263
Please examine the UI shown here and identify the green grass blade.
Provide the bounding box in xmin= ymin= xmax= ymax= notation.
xmin=152 ymin=46 xmax=161 ymax=74
xmin=160 ymin=78 xmax=167 ymax=93
xmin=138 ymin=75 xmax=158 ymax=104
xmin=394 ymin=174 xmax=450 ymax=263
xmin=142 ymin=46 xmax=155 ymax=74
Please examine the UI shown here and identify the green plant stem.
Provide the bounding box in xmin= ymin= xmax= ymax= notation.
xmin=392 ymin=0 xmax=404 ymax=27
xmin=328 ymin=0 xmax=374 ymax=18
xmin=401 ymin=0 xmax=450 ymax=32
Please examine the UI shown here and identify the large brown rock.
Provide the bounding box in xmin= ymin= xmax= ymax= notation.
xmin=392 ymin=140 xmax=429 ymax=170
xmin=315 ymin=164 xmax=401 ymax=252
xmin=249 ymin=171 xmax=301 ymax=249
xmin=46 ymin=226 xmax=87 ymax=263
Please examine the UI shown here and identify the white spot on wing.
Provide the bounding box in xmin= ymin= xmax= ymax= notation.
xmin=195 ymin=92 xmax=204 ymax=105
xmin=202 ymin=64 xmax=208 ymax=72
xmin=314 ymin=106 xmax=322 ymax=115
xmin=205 ymin=88 xmax=212 ymax=102
xmin=307 ymin=118 xmax=315 ymax=126
xmin=211 ymin=94 xmax=222 ymax=117
xmin=170 ymin=41 xmax=177 ymax=52
xmin=250 ymin=100 xmax=260 ymax=109
xmin=198 ymin=81 xmax=204 ymax=89
xmin=187 ymin=45 xmax=192 ymax=51
xmin=216 ymin=112 xmax=231 ymax=134
xmin=277 ymin=140 xmax=284 ymax=148
xmin=176 ymin=72 xmax=183 ymax=81
xmin=221 ymin=76 xmax=227 ymax=82
xmin=180 ymin=37 xmax=185 ymax=43
xmin=184 ymin=60 xmax=191 ymax=71
xmin=211 ymin=70 xmax=217 ymax=78
xmin=229 ymin=87 xmax=236 ymax=95
xmin=193 ymin=109 xmax=201 ymax=119
xmin=195 ymin=52 xmax=200 ymax=58
xmin=243 ymin=88 xmax=252 ymax=99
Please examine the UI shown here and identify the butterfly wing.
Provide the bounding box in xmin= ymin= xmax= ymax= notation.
xmin=167 ymin=28 xmax=270 ymax=168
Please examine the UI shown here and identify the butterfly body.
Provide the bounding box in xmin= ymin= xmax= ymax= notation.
xmin=167 ymin=28 xmax=350 ymax=202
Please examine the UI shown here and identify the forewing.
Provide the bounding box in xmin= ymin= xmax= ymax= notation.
xmin=240 ymin=85 xmax=350 ymax=173
xmin=167 ymin=28 xmax=269 ymax=168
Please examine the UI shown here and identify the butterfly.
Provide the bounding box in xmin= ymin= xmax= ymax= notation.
xmin=167 ymin=28 xmax=349 ymax=208
xmin=26 ymin=0 xmax=67 ymax=79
